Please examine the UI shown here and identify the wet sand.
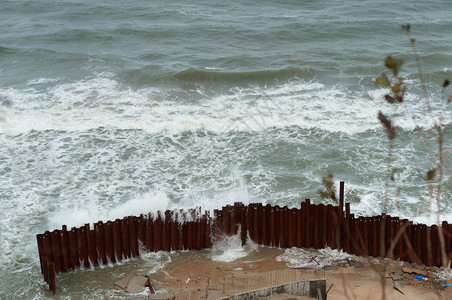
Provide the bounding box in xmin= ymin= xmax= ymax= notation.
xmin=114 ymin=247 xmax=451 ymax=299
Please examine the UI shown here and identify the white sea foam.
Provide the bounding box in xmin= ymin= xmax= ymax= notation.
xmin=48 ymin=191 xmax=170 ymax=229
xmin=1 ymin=75 xmax=441 ymax=136
xmin=47 ymin=176 xmax=251 ymax=230
xmin=211 ymin=227 xmax=258 ymax=262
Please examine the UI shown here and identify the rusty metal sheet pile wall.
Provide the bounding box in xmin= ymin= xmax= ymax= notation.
xmin=36 ymin=183 xmax=452 ymax=294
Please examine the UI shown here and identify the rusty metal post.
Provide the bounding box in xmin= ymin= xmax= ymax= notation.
xmin=240 ymin=204 xmax=247 ymax=245
xmin=187 ymin=220 xmax=194 ymax=250
xmin=264 ymin=204 xmax=272 ymax=246
xmin=432 ymin=225 xmax=441 ymax=266
xmin=153 ymin=212 xmax=162 ymax=251
xmin=395 ymin=219 xmax=403 ymax=260
xmin=205 ymin=210 xmax=212 ymax=248
xmin=199 ymin=213 xmax=206 ymax=249
xmin=170 ymin=211 xmax=177 ymax=251
xmin=42 ymin=233 xmax=51 ymax=263
xmin=222 ymin=205 xmax=231 ymax=236
xmin=313 ymin=205 xmax=319 ymax=249
xmin=427 ymin=225 xmax=433 ymax=266
xmin=305 ymin=199 xmax=311 ymax=248
xmin=180 ymin=212 xmax=187 ymax=250
xmin=257 ymin=203 xmax=264 ymax=244
xmin=48 ymin=261 xmax=56 ymax=294
xmin=419 ymin=223 xmax=427 ymax=264
xmin=362 ymin=218 xmax=369 ymax=256
xmin=60 ymin=225 xmax=70 ymax=272
xmin=326 ymin=204 xmax=333 ymax=248
xmin=400 ymin=219 xmax=409 ymax=261
xmin=253 ymin=204 xmax=259 ymax=244
xmin=104 ymin=221 xmax=114 ymax=263
xmin=443 ymin=221 xmax=451 ymax=266
xmin=371 ymin=217 xmax=378 ymax=257
xmin=344 ymin=204 xmax=351 ymax=252
xmin=214 ymin=209 xmax=222 ymax=240
xmin=196 ymin=213 xmax=202 ymax=250
xmin=318 ymin=204 xmax=324 ymax=248
xmin=270 ymin=206 xmax=276 ymax=247
xmin=128 ymin=216 xmax=138 ymax=257
xmin=279 ymin=206 xmax=285 ymax=247
xmin=296 ymin=206 xmax=302 ymax=248
xmin=287 ymin=207 xmax=293 ymax=247
xmin=246 ymin=204 xmax=253 ymax=243
xmin=85 ymin=223 xmax=96 ymax=266
xmin=346 ymin=212 xmax=353 ymax=253
xmin=95 ymin=221 xmax=107 ymax=265
xmin=300 ymin=201 xmax=306 ymax=247
xmin=76 ymin=226 xmax=88 ymax=268
xmin=137 ymin=214 xmax=145 ymax=247
xmin=36 ymin=234 xmax=44 ymax=274
xmin=339 ymin=181 xmax=344 ymax=215
xmin=230 ymin=203 xmax=237 ymax=235
xmin=146 ymin=214 xmax=153 ymax=251
xmin=42 ymin=256 xmax=49 ymax=283
xmin=112 ymin=219 xmax=122 ymax=261
xmin=414 ymin=224 xmax=422 ymax=264
xmin=162 ymin=211 xmax=170 ymax=251
xmin=68 ymin=228 xmax=79 ymax=267
xmin=291 ymin=207 xmax=298 ymax=247
xmin=120 ymin=218 xmax=130 ymax=259
xmin=274 ymin=206 xmax=280 ymax=247
xmin=50 ymin=230 xmax=62 ymax=273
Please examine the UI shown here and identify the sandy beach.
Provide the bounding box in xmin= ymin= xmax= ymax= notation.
xmin=113 ymin=246 xmax=451 ymax=300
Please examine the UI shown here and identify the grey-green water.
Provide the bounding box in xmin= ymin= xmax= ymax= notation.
xmin=1 ymin=0 xmax=451 ymax=298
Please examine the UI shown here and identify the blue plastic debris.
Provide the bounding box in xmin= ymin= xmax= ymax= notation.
xmin=413 ymin=275 xmax=425 ymax=279
xmin=440 ymin=284 xmax=452 ymax=287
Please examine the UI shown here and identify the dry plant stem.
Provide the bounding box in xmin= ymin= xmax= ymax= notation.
xmin=384 ymin=141 xmax=392 ymax=214
xmin=379 ymin=271 xmax=386 ymax=300
xmin=407 ymin=31 xmax=430 ymax=114
xmin=406 ymin=29 xmax=449 ymax=272
xmin=436 ymin=125 xmax=449 ymax=272
xmin=437 ymin=88 xmax=451 ymax=274
xmin=340 ymin=271 xmax=357 ymax=300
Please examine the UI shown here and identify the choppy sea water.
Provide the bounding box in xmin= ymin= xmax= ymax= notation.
xmin=1 ymin=0 xmax=451 ymax=298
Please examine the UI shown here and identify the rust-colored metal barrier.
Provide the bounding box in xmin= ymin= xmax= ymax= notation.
xmin=37 ymin=182 xmax=452 ymax=294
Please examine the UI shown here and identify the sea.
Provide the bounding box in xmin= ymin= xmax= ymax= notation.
xmin=1 ymin=0 xmax=451 ymax=298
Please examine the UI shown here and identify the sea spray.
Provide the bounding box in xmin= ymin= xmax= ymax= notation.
xmin=211 ymin=226 xmax=258 ymax=263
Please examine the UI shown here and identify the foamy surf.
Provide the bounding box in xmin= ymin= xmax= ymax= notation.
xmin=211 ymin=226 xmax=258 ymax=263
xmin=1 ymin=75 xmax=444 ymax=136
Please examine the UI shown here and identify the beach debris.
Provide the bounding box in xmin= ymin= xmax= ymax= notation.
xmin=326 ymin=283 xmax=334 ymax=295
xmin=387 ymin=268 xmax=404 ymax=281
xmin=308 ymin=256 xmax=320 ymax=265
xmin=145 ymin=275 xmax=156 ymax=294
xmin=126 ymin=276 xmax=148 ymax=293
xmin=114 ymin=274 xmax=149 ymax=293
xmin=322 ymin=265 xmax=338 ymax=271
xmin=115 ymin=273 xmax=134 ymax=290
xmin=347 ymin=258 xmax=366 ymax=268
xmin=413 ymin=274 xmax=428 ymax=281
xmin=402 ymin=266 xmax=428 ymax=276
xmin=393 ymin=281 xmax=405 ymax=295
xmin=185 ymin=278 xmax=190 ymax=284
